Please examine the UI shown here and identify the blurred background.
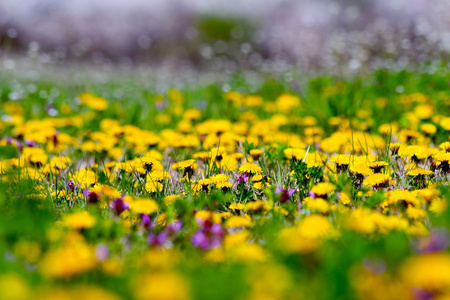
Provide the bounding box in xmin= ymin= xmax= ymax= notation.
xmin=1 ymin=0 xmax=450 ymax=77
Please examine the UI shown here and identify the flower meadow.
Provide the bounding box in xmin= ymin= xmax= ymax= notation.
xmin=0 ymin=70 xmax=450 ymax=300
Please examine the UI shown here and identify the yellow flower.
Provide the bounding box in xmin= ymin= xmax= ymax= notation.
xmin=229 ymin=243 xmax=268 ymax=263
xmin=440 ymin=117 xmax=450 ymax=130
xmin=304 ymin=197 xmax=330 ymax=213
xmin=415 ymin=188 xmax=439 ymax=202
xmin=276 ymin=94 xmax=300 ymax=113
xmin=339 ymin=192 xmax=352 ymax=205
xmin=249 ymin=149 xmax=262 ymax=160
xmin=0 ymin=274 xmax=30 ymax=300
xmin=40 ymin=241 xmax=98 ymax=277
xmin=229 ymin=203 xmax=245 ymax=210
xmin=311 ymin=182 xmax=336 ymax=197
xmin=171 ymin=159 xmax=196 ymax=171
xmin=191 ymin=179 xmax=211 ymax=192
xmin=224 ymin=230 xmax=250 ymax=248
xmin=130 ymin=198 xmax=159 ymax=215
xmin=134 ymin=272 xmax=189 ymax=300
xmin=420 ymin=123 xmax=437 ymax=135
xmin=239 ymin=163 xmax=262 ymax=174
xmin=147 ymin=170 xmax=171 ymax=181
xmin=224 ymin=216 xmax=252 ymax=228
xmin=195 ymin=210 xmax=222 ymax=223
xmin=430 ymin=198 xmax=447 ymax=215
xmin=363 ymin=174 xmax=390 ymax=187
xmin=244 ymin=200 xmax=271 ymax=212
xmin=79 ymin=93 xmax=109 ymax=111
xmin=61 ymin=211 xmax=96 ymax=230
xmin=367 ymin=161 xmax=389 ymax=173
xmin=406 ymin=169 xmax=433 ymax=176
xmin=414 ymin=104 xmax=433 ymax=119
xmin=283 ymin=148 xmax=306 ymax=160
xmin=164 ymin=195 xmax=181 ymax=205
xmin=183 ymin=108 xmax=201 ymax=120
xmin=406 ymin=207 xmax=426 ymax=219
xmin=140 ymin=157 xmax=163 ymax=172
xmin=279 ymin=215 xmax=334 ymax=253
xmin=401 ymin=253 xmax=450 ymax=292
xmin=145 ymin=181 xmax=163 ymax=193
xmin=330 ymin=154 xmax=352 ymax=166
xmin=350 ymin=163 xmax=373 ymax=176
xmin=439 ymin=141 xmax=450 ymax=152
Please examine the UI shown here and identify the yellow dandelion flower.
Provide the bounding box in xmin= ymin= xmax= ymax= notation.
xmin=145 ymin=181 xmax=163 ymax=193
xmin=367 ymin=161 xmax=389 ymax=173
xmin=229 ymin=203 xmax=245 ymax=210
xmin=401 ymin=253 xmax=450 ymax=292
xmin=363 ymin=174 xmax=390 ymax=188
xmin=406 ymin=169 xmax=433 ymax=176
xmin=244 ymin=200 xmax=271 ymax=211
xmin=229 ymin=243 xmax=269 ymax=263
xmin=147 ymin=170 xmax=171 ymax=181
xmin=239 ymin=163 xmax=262 ymax=174
xmin=387 ymin=190 xmax=419 ymax=206
xmin=140 ymin=157 xmax=163 ymax=172
xmin=415 ymin=188 xmax=438 ymax=202
xmin=406 ymin=207 xmax=426 ymax=219
xmin=339 ymin=192 xmax=352 ymax=205
xmin=40 ymin=242 xmax=98 ymax=277
xmin=164 ymin=195 xmax=181 ymax=205
xmin=216 ymin=181 xmax=233 ymax=189
xmin=350 ymin=163 xmax=373 ymax=176
xmin=249 ymin=149 xmax=262 ymax=160
xmin=61 ymin=211 xmax=96 ymax=230
xmin=171 ymin=159 xmax=196 ymax=171
xmin=195 ymin=210 xmax=221 ymax=223
xmin=130 ymin=199 xmax=159 ymax=215
xmin=430 ymin=198 xmax=447 ymax=215
xmin=79 ymin=93 xmax=109 ymax=111
xmin=134 ymin=272 xmax=189 ymax=300
xmin=304 ymin=198 xmax=330 ymax=213
xmin=208 ymin=173 xmax=229 ymax=184
xmin=420 ymin=123 xmax=437 ymax=135
xmin=311 ymin=182 xmax=336 ymax=197
xmin=440 ymin=117 xmax=450 ymax=130
xmin=224 ymin=216 xmax=252 ymax=228
xmin=435 ymin=153 xmax=450 ymax=163
xmin=191 ymin=179 xmax=211 ymax=192
xmin=283 ymin=148 xmax=306 ymax=160
xmin=439 ymin=141 xmax=450 ymax=152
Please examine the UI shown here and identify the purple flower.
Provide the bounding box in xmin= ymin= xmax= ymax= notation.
xmin=315 ymin=142 xmax=322 ymax=152
xmin=16 ymin=141 xmax=23 ymax=152
xmin=211 ymin=223 xmax=224 ymax=237
xmin=191 ymin=222 xmax=224 ymax=250
xmin=191 ymin=230 xmax=209 ymax=250
xmin=308 ymin=190 xmax=316 ymax=198
xmin=87 ymin=191 xmax=100 ymax=203
xmin=82 ymin=188 xmax=90 ymax=198
xmin=111 ymin=198 xmax=129 ymax=215
xmin=142 ymin=214 xmax=153 ymax=230
xmin=167 ymin=220 xmax=183 ymax=234
xmin=25 ymin=139 xmax=36 ymax=147
xmin=147 ymin=232 xmax=168 ymax=247
xmin=95 ymin=243 xmax=109 ymax=261
xmin=413 ymin=229 xmax=449 ymax=254
xmin=275 ymin=186 xmax=296 ymax=203
xmin=237 ymin=173 xmax=249 ymax=185
xmin=411 ymin=288 xmax=434 ymax=300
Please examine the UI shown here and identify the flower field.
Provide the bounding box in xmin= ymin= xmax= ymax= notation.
xmin=0 ymin=70 xmax=450 ymax=299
